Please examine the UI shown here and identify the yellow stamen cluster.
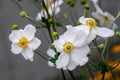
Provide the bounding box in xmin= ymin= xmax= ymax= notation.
xmin=86 ymin=19 xmax=97 ymax=28
xmin=18 ymin=37 xmax=28 ymax=48
xmin=63 ymin=42 xmax=74 ymax=53
xmin=46 ymin=2 xmax=52 ymax=9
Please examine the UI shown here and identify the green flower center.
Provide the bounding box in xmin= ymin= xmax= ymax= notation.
xmin=63 ymin=42 xmax=74 ymax=53
xmin=18 ymin=37 xmax=28 ymax=48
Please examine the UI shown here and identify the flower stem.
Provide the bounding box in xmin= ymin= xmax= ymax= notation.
xmin=68 ymin=70 xmax=76 ymax=80
xmin=86 ymin=63 xmax=94 ymax=80
xmin=102 ymin=72 xmax=105 ymax=80
xmin=61 ymin=69 xmax=66 ymax=80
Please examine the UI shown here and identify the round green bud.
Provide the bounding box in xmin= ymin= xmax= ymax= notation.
xmin=48 ymin=18 xmax=54 ymax=24
xmin=66 ymin=0 xmax=72 ymax=5
xmin=115 ymin=31 xmax=120 ymax=37
xmin=19 ymin=11 xmax=26 ymax=17
xmin=98 ymin=44 xmax=105 ymax=49
xmin=80 ymin=0 xmax=86 ymax=5
xmin=52 ymin=31 xmax=58 ymax=38
xmin=12 ymin=24 xmax=18 ymax=30
xmin=49 ymin=45 xmax=54 ymax=49
xmin=84 ymin=4 xmax=90 ymax=10
xmin=39 ymin=0 xmax=44 ymax=2
xmin=70 ymin=2 xmax=75 ymax=7
xmin=87 ymin=51 xmax=92 ymax=57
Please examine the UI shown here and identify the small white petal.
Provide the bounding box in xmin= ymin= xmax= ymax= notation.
xmin=22 ymin=48 xmax=34 ymax=61
xmin=91 ymin=0 xmax=98 ymax=4
xmin=56 ymin=53 xmax=69 ymax=69
xmin=86 ymin=29 xmax=96 ymax=44
xmin=11 ymin=43 xmax=22 ymax=54
xmin=9 ymin=30 xmax=22 ymax=43
xmin=47 ymin=49 xmax=56 ymax=57
xmin=28 ymin=37 xmax=41 ymax=50
xmin=53 ymin=40 xmax=63 ymax=52
xmin=24 ymin=24 xmax=36 ymax=41
xmin=95 ymin=27 xmax=114 ymax=37
xmin=66 ymin=58 xmax=77 ymax=71
xmin=73 ymin=30 xmax=87 ymax=47
xmin=36 ymin=12 xmax=42 ymax=20
xmin=71 ymin=46 xmax=90 ymax=66
xmin=48 ymin=61 xmax=55 ymax=67
xmin=21 ymin=51 xmax=28 ymax=60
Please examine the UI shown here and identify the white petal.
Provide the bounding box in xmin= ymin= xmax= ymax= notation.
xmin=11 ymin=43 xmax=22 ymax=54
xmin=24 ymin=24 xmax=36 ymax=41
xmin=22 ymin=48 xmax=34 ymax=61
xmin=53 ymin=40 xmax=63 ymax=52
xmin=91 ymin=0 xmax=98 ymax=4
xmin=71 ymin=46 xmax=90 ymax=66
xmin=66 ymin=58 xmax=77 ymax=71
xmin=47 ymin=49 xmax=56 ymax=57
xmin=73 ymin=30 xmax=87 ymax=47
xmin=21 ymin=51 xmax=28 ymax=60
xmin=75 ymin=25 xmax=90 ymax=35
xmin=9 ymin=30 xmax=22 ymax=43
xmin=28 ymin=37 xmax=41 ymax=50
xmin=48 ymin=61 xmax=55 ymax=67
xmin=95 ymin=27 xmax=114 ymax=37
xmin=56 ymin=53 xmax=69 ymax=69
xmin=86 ymin=29 xmax=96 ymax=44
xmin=36 ymin=12 xmax=42 ymax=20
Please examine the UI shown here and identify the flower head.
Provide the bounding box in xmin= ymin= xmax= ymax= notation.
xmin=91 ymin=0 xmax=117 ymax=29
xmin=36 ymin=0 xmax=63 ymax=20
xmin=53 ymin=25 xmax=90 ymax=70
xmin=9 ymin=24 xmax=41 ymax=61
xmin=76 ymin=16 xmax=114 ymax=44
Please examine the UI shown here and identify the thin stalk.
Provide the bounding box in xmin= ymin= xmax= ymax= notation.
xmin=86 ymin=64 xmax=94 ymax=80
xmin=102 ymin=72 xmax=105 ymax=80
xmin=61 ymin=69 xmax=66 ymax=80
xmin=34 ymin=50 xmax=48 ymax=61
xmin=68 ymin=70 xmax=76 ymax=80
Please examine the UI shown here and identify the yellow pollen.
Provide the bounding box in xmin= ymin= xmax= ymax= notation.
xmin=86 ymin=19 xmax=97 ymax=28
xmin=18 ymin=37 xmax=28 ymax=48
xmin=63 ymin=42 xmax=74 ymax=53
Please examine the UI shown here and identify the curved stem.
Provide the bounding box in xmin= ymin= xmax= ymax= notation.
xmin=102 ymin=72 xmax=105 ymax=80
xmin=61 ymin=69 xmax=66 ymax=80
xmin=68 ymin=70 xmax=76 ymax=80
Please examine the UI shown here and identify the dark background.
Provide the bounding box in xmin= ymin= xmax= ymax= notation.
xmin=0 ymin=0 xmax=120 ymax=80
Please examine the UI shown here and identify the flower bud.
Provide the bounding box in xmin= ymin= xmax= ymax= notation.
xmin=115 ymin=31 xmax=120 ymax=37
xmin=48 ymin=18 xmax=54 ymax=24
xmin=98 ymin=44 xmax=105 ymax=49
xmin=66 ymin=0 xmax=72 ymax=5
xmin=80 ymin=0 xmax=86 ymax=5
xmin=39 ymin=0 xmax=44 ymax=2
xmin=84 ymin=4 xmax=90 ymax=10
xmin=52 ymin=31 xmax=58 ymax=38
xmin=12 ymin=24 xmax=18 ymax=30
xmin=70 ymin=2 xmax=75 ymax=7
xmin=19 ymin=11 xmax=26 ymax=17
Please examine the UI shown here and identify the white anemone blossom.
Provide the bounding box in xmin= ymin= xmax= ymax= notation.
xmin=47 ymin=49 xmax=56 ymax=67
xmin=91 ymin=0 xmax=117 ymax=29
xmin=36 ymin=0 xmax=63 ymax=20
xmin=53 ymin=25 xmax=90 ymax=71
xmin=9 ymin=24 xmax=41 ymax=61
xmin=76 ymin=16 xmax=114 ymax=44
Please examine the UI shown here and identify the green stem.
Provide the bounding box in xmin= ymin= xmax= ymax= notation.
xmin=86 ymin=64 xmax=94 ymax=80
xmin=61 ymin=69 xmax=66 ymax=80
xmin=102 ymin=72 xmax=105 ymax=80
xmin=68 ymin=70 xmax=76 ymax=80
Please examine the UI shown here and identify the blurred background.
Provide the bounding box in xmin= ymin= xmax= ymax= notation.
xmin=0 ymin=0 xmax=120 ymax=80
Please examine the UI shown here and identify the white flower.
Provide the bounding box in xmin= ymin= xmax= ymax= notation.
xmin=47 ymin=49 xmax=56 ymax=67
xmin=36 ymin=0 xmax=63 ymax=20
xmin=91 ymin=0 xmax=117 ymax=29
xmin=9 ymin=24 xmax=41 ymax=61
xmin=76 ymin=16 xmax=114 ymax=44
xmin=53 ymin=25 xmax=90 ymax=71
